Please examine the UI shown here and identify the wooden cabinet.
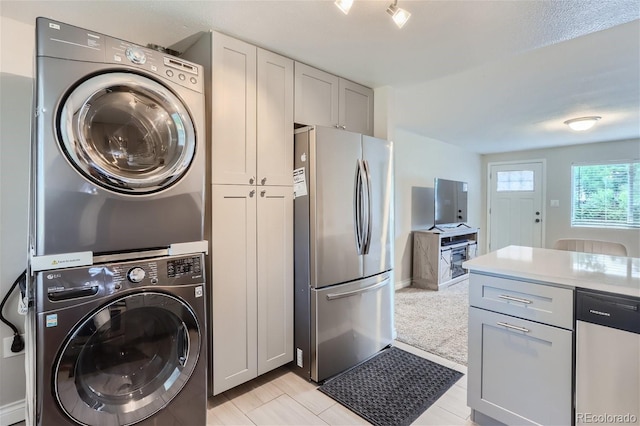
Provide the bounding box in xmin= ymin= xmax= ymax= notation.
xmin=467 ymin=273 xmax=574 ymax=425
xmin=294 ymin=62 xmax=374 ymax=136
xmin=412 ymin=228 xmax=479 ymax=290
xmin=180 ymin=32 xmax=294 ymax=395
xmin=211 ymin=185 xmax=293 ymax=394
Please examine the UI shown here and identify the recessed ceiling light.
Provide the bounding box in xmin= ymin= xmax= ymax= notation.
xmin=564 ymin=116 xmax=601 ymax=131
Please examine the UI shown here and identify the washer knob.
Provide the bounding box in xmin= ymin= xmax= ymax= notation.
xmin=125 ymin=47 xmax=147 ymax=64
xmin=127 ymin=267 xmax=146 ymax=283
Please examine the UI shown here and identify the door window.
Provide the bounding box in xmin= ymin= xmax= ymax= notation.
xmin=54 ymin=292 xmax=200 ymax=425
xmin=58 ymin=72 xmax=196 ymax=194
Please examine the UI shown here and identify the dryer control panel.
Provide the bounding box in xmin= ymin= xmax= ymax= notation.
xmin=36 ymin=17 xmax=204 ymax=93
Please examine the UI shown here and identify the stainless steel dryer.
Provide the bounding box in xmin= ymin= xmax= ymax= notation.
xmin=31 ymin=253 xmax=207 ymax=425
xmin=32 ymin=18 xmax=206 ymax=256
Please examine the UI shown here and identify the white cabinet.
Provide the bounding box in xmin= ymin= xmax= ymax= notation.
xmin=294 ymin=62 xmax=374 ymax=136
xmin=180 ymin=32 xmax=294 ymax=395
xmin=412 ymin=228 xmax=479 ymax=290
xmin=211 ymin=185 xmax=293 ymax=394
xmin=467 ymin=273 xmax=574 ymax=426
xmin=181 ymin=31 xmax=293 ymax=186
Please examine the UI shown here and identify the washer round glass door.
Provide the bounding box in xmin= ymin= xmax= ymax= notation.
xmin=58 ymin=72 xmax=196 ymax=194
xmin=54 ymin=292 xmax=201 ymax=425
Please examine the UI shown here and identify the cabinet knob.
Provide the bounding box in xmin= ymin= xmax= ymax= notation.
xmin=260 ymin=190 xmax=266 ymax=197
xmin=249 ymin=190 xmax=255 ymax=198
xmin=334 ymin=124 xmax=340 ymax=129
xmin=341 ymin=125 xmax=346 ymax=130
xmin=535 ymin=218 xmax=540 ymax=223
xmin=249 ymin=176 xmax=255 ymax=184
xmin=261 ymin=177 xmax=267 ymax=185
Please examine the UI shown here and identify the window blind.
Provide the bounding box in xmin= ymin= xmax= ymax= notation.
xmin=572 ymin=161 xmax=640 ymax=228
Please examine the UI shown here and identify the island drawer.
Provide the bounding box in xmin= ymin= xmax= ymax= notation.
xmin=469 ymin=273 xmax=573 ymax=330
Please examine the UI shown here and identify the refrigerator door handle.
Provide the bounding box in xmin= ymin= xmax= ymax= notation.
xmin=354 ymin=160 xmax=364 ymax=254
xmin=325 ymin=278 xmax=389 ymax=300
xmin=362 ymin=160 xmax=373 ymax=254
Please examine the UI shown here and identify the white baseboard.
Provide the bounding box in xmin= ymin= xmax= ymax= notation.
xmin=395 ymin=278 xmax=412 ymax=290
xmin=0 ymin=399 xmax=25 ymax=426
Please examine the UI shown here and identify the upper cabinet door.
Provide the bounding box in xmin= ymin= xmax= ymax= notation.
xmin=339 ymin=79 xmax=374 ymax=136
xmin=212 ymin=32 xmax=257 ymax=185
xmin=294 ymin=62 xmax=339 ymax=128
xmin=257 ymin=49 xmax=294 ymax=187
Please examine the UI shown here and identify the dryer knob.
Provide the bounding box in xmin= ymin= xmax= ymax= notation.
xmin=127 ymin=267 xmax=146 ymax=283
xmin=125 ymin=47 xmax=147 ymax=65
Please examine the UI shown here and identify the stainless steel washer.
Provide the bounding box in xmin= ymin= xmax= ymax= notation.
xmin=32 ymin=18 xmax=206 ymax=256
xmin=31 ymin=253 xmax=207 ymax=425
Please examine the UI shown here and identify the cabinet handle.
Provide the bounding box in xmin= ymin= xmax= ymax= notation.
xmin=249 ymin=190 xmax=255 ymax=197
xmin=261 ymin=177 xmax=267 ymax=185
xmin=498 ymin=294 xmax=532 ymax=304
xmin=496 ymin=322 xmax=530 ymax=333
xmin=249 ymin=176 xmax=255 ymax=184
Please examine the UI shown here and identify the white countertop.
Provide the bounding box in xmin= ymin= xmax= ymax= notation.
xmin=463 ymin=246 xmax=640 ymax=298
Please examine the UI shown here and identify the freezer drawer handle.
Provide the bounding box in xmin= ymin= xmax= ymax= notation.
xmin=496 ymin=321 xmax=530 ymax=333
xmin=326 ymin=280 xmax=388 ymax=300
xmin=498 ymin=294 xmax=532 ymax=304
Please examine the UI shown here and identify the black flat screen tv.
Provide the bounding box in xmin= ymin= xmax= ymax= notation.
xmin=434 ymin=178 xmax=468 ymax=227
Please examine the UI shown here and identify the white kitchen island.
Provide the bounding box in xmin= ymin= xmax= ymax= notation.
xmin=463 ymin=246 xmax=640 ymax=426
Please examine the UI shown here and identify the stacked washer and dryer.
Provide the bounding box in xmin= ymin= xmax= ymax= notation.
xmin=27 ymin=18 xmax=208 ymax=425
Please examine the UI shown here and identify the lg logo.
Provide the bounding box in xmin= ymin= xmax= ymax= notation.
xmin=47 ymin=273 xmax=62 ymax=280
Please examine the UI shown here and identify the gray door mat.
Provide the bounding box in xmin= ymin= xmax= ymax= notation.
xmin=318 ymin=346 xmax=464 ymax=426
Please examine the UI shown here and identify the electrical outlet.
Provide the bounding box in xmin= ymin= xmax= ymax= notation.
xmin=3 ymin=335 xmax=25 ymax=358
xmin=296 ymin=348 xmax=303 ymax=367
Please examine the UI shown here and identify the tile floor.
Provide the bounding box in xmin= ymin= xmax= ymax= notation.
xmin=206 ymin=341 xmax=475 ymax=425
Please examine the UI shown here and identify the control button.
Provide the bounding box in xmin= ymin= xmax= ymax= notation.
xmin=166 ymin=69 xmax=174 ymax=77
xmin=178 ymin=73 xmax=186 ymax=81
xmin=151 ymin=278 xmax=158 ymax=285
xmin=190 ymin=77 xmax=197 ymax=84
xmin=125 ymin=47 xmax=147 ymax=64
xmin=114 ymin=283 xmax=122 ymax=290
xmin=151 ymin=65 xmax=158 ymax=72
xmin=127 ymin=267 xmax=146 ymax=283
xmin=113 ymin=55 xmax=122 ymax=62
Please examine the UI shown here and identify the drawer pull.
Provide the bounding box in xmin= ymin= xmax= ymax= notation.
xmin=498 ymin=294 xmax=532 ymax=304
xmin=497 ymin=321 xmax=530 ymax=333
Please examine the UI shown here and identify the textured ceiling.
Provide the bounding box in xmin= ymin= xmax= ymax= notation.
xmin=1 ymin=0 xmax=639 ymax=153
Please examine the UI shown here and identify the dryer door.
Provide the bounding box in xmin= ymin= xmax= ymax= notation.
xmin=54 ymin=292 xmax=201 ymax=425
xmin=58 ymin=72 xmax=196 ymax=194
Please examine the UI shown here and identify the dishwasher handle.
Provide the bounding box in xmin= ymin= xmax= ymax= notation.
xmin=576 ymin=289 xmax=640 ymax=334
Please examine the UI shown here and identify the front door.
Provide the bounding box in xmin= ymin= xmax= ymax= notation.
xmin=488 ymin=161 xmax=544 ymax=251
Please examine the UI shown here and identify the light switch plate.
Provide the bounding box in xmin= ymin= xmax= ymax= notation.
xmin=550 ymin=199 xmax=560 ymax=207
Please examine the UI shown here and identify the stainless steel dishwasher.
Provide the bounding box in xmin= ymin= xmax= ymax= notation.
xmin=576 ymin=289 xmax=639 ymax=425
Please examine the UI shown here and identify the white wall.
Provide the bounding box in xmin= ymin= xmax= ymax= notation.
xmin=0 ymin=16 xmax=34 ymax=422
xmin=392 ymin=128 xmax=482 ymax=288
xmin=482 ymin=138 xmax=640 ymax=257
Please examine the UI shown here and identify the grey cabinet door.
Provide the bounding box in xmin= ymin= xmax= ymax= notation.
xmin=362 ymin=135 xmax=393 ymax=278
xmin=339 ymin=78 xmax=374 ymax=136
xmin=294 ymin=62 xmax=339 ymax=127
xmin=468 ymin=307 xmax=573 ymax=426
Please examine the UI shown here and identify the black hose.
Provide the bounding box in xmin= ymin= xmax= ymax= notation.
xmin=0 ymin=270 xmax=26 ymax=352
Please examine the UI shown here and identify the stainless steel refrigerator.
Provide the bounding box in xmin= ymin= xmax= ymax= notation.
xmin=293 ymin=125 xmax=394 ymax=382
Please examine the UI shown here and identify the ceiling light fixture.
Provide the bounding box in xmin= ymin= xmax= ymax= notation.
xmin=387 ymin=0 xmax=411 ymax=28
xmin=335 ymin=0 xmax=353 ymax=15
xmin=564 ymin=116 xmax=601 ymax=131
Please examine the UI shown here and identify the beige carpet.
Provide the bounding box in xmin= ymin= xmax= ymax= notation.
xmin=394 ymin=280 xmax=468 ymax=366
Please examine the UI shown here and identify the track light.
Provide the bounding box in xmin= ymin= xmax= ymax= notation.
xmin=387 ymin=0 xmax=411 ymax=28
xmin=564 ymin=116 xmax=601 ymax=131
xmin=335 ymin=0 xmax=353 ymax=15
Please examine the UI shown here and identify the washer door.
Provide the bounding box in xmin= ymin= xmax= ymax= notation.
xmin=54 ymin=292 xmax=201 ymax=426
xmin=58 ymin=72 xmax=196 ymax=194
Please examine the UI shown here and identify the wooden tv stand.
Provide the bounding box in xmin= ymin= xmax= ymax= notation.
xmin=412 ymin=227 xmax=479 ymax=290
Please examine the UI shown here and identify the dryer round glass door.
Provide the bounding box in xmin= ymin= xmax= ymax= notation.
xmin=58 ymin=72 xmax=197 ymax=194
xmin=54 ymin=292 xmax=201 ymax=425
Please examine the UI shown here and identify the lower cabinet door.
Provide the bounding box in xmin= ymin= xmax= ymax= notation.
xmin=468 ymin=307 xmax=573 ymax=426
xmin=257 ymin=186 xmax=293 ymax=374
xmin=211 ymin=185 xmax=258 ymax=395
